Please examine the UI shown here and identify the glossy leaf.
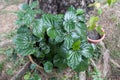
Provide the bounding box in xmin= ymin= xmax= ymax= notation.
xmin=42 ymin=14 xmax=63 ymax=28
xmin=67 ymin=50 xmax=82 ymax=70
xmin=44 ymin=61 xmax=53 ymax=73
xmin=33 ymin=19 xmax=45 ymax=38
xmin=54 ymin=30 xmax=64 ymax=43
xmin=14 ymin=27 xmax=36 ymax=56
xmin=53 ymin=54 xmax=67 ymax=70
xmin=75 ymin=23 xmax=87 ymax=40
xmin=47 ymin=27 xmax=58 ymax=39
xmin=67 ymin=6 xmax=76 ymax=13
xmin=78 ymin=15 xmax=86 ymax=22
xmin=63 ymin=20 xmax=75 ymax=32
xmin=76 ymin=9 xmax=85 ymax=15
xmin=64 ymin=35 xmax=74 ymax=49
xmin=80 ymin=42 xmax=94 ymax=58
xmin=71 ymin=32 xmax=80 ymax=41
xmin=74 ymin=59 xmax=89 ymax=72
xmin=17 ymin=25 xmax=29 ymax=34
xmin=64 ymin=11 xmax=76 ymax=21
xmin=20 ymin=3 xmax=29 ymax=10
xmin=29 ymin=1 xmax=38 ymax=9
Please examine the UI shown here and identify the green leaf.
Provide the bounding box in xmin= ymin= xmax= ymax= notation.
xmin=88 ymin=16 xmax=99 ymax=30
xmin=42 ymin=14 xmax=63 ymax=28
xmin=30 ymin=73 xmax=41 ymax=80
xmin=67 ymin=42 xmax=93 ymax=72
xmin=29 ymin=1 xmax=38 ymax=9
xmin=72 ymin=40 xmax=81 ymax=50
xmin=53 ymin=54 xmax=67 ymax=70
xmin=64 ymin=35 xmax=74 ymax=49
xmin=67 ymin=6 xmax=76 ymax=13
xmin=14 ymin=26 xmax=36 ymax=56
xmin=47 ymin=27 xmax=58 ymax=39
xmin=75 ymin=23 xmax=87 ymax=40
xmin=78 ymin=15 xmax=86 ymax=22
xmin=54 ymin=30 xmax=64 ymax=43
xmin=20 ymin=3 xmax=29 ymax=10
xmin=80 ymin=42 xmax=94 ymax=58
xmin=63 ymin=10 xmax=77 ymax=33
xmin=107 ymin=0 xmax=113 ymax=5
xmin=16 ymin=13 xmax=26 ymax=26
xmin=71 ymin=32 xmax=80 ymax=40
xmin=24 ymin=72 xmax=31 ymax=80
xmin=41 ymin=45 xmax=50 ymax=54
xmin=44 ymin=61 xmax=53 ymax=73
xmin=64 ymin=12 xmax=76 ymax=21
xmin=14 ymin=34 xmax=32 ymax=49
xmin=67 ymin=50 xmax=82 ymax=70
xmin=74 ymin=59 xmax=89 ymax=72
xmin=96 ymin=26 xmax=104 ymax=35
xmin=63 ymin=20 xmax=75 ymax=32
xmin=76 ymin=9 xmax=84 ymax=15
xmin=33 ymin=19 xmax=46 ymax=38
xmin=16 ymin=47 xmax=36 ymax=56
xmin=30 ymin=64 xmax=36 ymax=70
xmin=17 ymin=25 xmax=29 ymax=34
xmin=97 ymin=8 xmax=102 ymax=15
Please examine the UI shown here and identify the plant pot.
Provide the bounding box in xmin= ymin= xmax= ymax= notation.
xmin=87 ymin=28 xmax=105 ymax=44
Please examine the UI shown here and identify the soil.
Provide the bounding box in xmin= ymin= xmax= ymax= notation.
xmin=98 ymin=2 xmax=120 ymax=78
xmin=87 ymin=30 xmax=101 ymax=40
xmin=37 ymin=0 xmax=94 ymax=14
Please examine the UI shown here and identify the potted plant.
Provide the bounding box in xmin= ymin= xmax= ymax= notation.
xmin=14 ymin=1 xmax=94 ymax=79
xmin=87 ymin=16 xmax=105 ymax=44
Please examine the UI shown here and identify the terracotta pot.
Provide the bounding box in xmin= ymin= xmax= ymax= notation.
xmin=87 ymin=28 xmax=105 ymax=44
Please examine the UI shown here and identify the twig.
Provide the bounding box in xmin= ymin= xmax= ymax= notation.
xmin=90 ymin=59 xmax=97 ymax=68
xmin=10 ymin=62 xmax=31 ymax=80
xmin=28 ymin=56 xmax=49 ymax=78
xmin=28 ymin=55 xmax=43 ymax=69
xmin=110 ymin=58 xmax=120 ymax=69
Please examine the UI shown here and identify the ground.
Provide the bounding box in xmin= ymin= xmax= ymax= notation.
xmin=99 ymin=2 xmax=120 ymax=77
xmin=0 ymin=0 xmax=120 ymax=80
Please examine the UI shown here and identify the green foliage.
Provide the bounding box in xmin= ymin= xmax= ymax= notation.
xmin=44 ymin=61 xmax=53 ymax=73
xmin=6 ymin=68 xmax=13 ymax=76
xmin=88 ymin=16 xmax=104 ymax=35
xmin=91 ymin=68 xmax=103 ymax=80
xmin=14 ymin=3 xmax=94 ymax=73
xmin=97 ymin=8 xmax=103 ymax=15
xmin=88 ymin=16 xmax=99 ymax=30
xmin=16 ymin=1 xmax=42 ymax=27
xmin=24 ymin=72 xmax=41 ymax=80
xmin=107 ymin=0 xmax=117 ymax=6
xmin=93 ymin=44 xmax=102 ymax=62
xmin=30 ymin=64 xmax=37 ymax=70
